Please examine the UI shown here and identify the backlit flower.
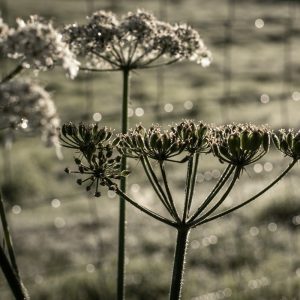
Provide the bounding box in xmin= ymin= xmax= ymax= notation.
xmin=1 ymin=16 xmax=79 ymax=78
xmin=64 ymin=9 xmax=211 ymax=70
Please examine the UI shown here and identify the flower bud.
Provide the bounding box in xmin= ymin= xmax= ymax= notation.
xmin=228 ymin=133 xmax=240 ymax=155
xmin=286 ymin=132 xmax=294 ymax=149
xmin=150 ymin=133 xmax=159 ymax=148
xmin=121 ymin=170 xmax=131 ymax=177
xmin=240 ymin=131 xmax=251 ymax=151
xmin=74 ymin=157 xmax=81 ymax=165
xmin=248 ymin=131 xmax=262 ymax=151
xmin=64 ymin=167 xmax=70 ymax=173
xmin=262 ymin=132 xmax=270 ymax=152
xmin=211 ymin=143 xmax=219 ymax=156
xmin=293 ymin=140 xmax=300 ymax=156
xmin=272 ymin=134 xmax=280 ymax=149
xmin=112 ymin=136 xmax=120 ymax=147
xmin=280 ymin=140 xmax=289 ymax=152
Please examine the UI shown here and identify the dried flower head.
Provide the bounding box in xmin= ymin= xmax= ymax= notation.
xmin=1 ymin=15 xmax=79 ymax=78
xmin=61 ymin=122 xmax=129 ymax=196
xmin=116 ymin=124 xmax=186 ymax=161
xmin=272 ymin=129 xmax=300 ymax=160
xmin=60 ymin=122 xmax=113 ymax=160
xmin=171 ymin=120 xmax=210 ymax=154
xmin=0 ymin=79 xmax=60 ymax=148
xmin=64 ymin=9 xmax=211 ymax=70
xmin=211 ymin=123 xmax=271 ymax=166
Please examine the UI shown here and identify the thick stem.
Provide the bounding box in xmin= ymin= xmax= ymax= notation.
xmin=117 ymin=68 xmax=130 ymax=300
xmin=169 ymin=227 xmax=190 ymax=300
xmin=0 ymin=245 xmax=30 ymax=300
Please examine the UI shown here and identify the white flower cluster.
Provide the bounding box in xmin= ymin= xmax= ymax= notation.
xmin=0 ymin=80 xmax=60 ymax=148
xmin=0 ymin=16 xmax=79 ymax=78
xmin=64 ymin=9 xmax=211 ymax=70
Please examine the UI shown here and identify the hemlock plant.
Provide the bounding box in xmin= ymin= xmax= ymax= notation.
xmin=63 ymin=9 xmax=211 ymax=298
xmin=61 ymin=120 xmax=299 ymax=300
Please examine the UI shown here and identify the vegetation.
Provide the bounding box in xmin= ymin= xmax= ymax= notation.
xmin=0 ymin=0 xmax=299 ymax=299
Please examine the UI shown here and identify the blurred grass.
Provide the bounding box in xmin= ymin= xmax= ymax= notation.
xmin=0 ymin=0 xmax=300 ymax=299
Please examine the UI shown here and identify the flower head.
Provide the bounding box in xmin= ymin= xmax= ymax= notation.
xmin=64 ymin=9 xmax=211 ymax=70
xmin=0 ymin=79 xmax=60 ymax=148
xmin=1 ymin=15 xmax=79 ymax=78
xmin=60 ymin=122 xmax=113 ymax=160
xmin=272 ymin=129 xmax=300 ymax=160
xmin=171 ymin=120 xmax=210 ymax=154
xmin=61 ymin=122 xmax=129 ymax=197
xmin=211 ymin=123 xmax=271 ymax=166
xmin=116 ymin=124 xmax=186 ymax=161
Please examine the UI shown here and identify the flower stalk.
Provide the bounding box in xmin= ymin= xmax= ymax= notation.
xmin=117 ymin=68 xmax=130 ymax=299
xmin=169 ymin=227 xmax=190 ymax=300
xmin=0 ymin=194 xmax=30 ymax=300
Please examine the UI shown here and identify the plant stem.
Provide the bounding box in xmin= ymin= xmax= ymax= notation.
xmin=182 ymin=155 xmax=194 ymax=221
xmin=197 ymin=159 xmax=297 ymax=226
xmin=0 ymin=193 xmax=19 ymax=275
xmin=0 ymin=245 xmax=30 ymax=300
xmin=159 ymin=162 xmax=181 ymax=223
xmin=169 ymin=227 xmax=190 ymax=300
xmin=140 ymin=156 xmax=174 ymax=217
xmin=1 ymin=64 xmax=24 ymax=84
xmin=189 ymin=165 xmax=234 ymax=223
xmin=117 ymin=68 xmax=130 ymax=300
xmin=189 ymin=167 xmax=240 ymax=227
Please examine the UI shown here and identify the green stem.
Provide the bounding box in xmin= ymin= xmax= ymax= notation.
xmin=182 ymin=156 xmax=194 ymax=222
xmin=0 ymin=245 xmax=30 ymax=300
xmin=189 ymin=165 xmax=234 ymax=223
xmin=117 ymin=68 xmax=130 ymax=300
xmin=1 ymin=64 xmax=24 ymax=84
xmin=140 ymin=156 xmax=175 ymax=218
xmin=159 ymin=162 xmax=181 ymax=223
xmin=189 ymin=167 xmax=240 ymax=227
xmin=196 ymin=159 xmax=297 ymax=226
xmin=169 ymin=227 xmax=190 ymax=300
xmin=0 ymin=193 xmax=19 ymax=275
xmin=112 ymin=185 xmax=177 ymax=228
xmin=187 ymin=153 xmax=200 ymax=215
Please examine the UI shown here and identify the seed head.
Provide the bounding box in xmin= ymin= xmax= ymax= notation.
xmin=211 ymin=123 xmax=270 ymax=166
xmin=272 ymin=129 xmax=300 ymax=160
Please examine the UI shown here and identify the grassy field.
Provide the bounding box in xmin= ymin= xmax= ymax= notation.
xmin=1 ymin=0 xmax=300 ymax=299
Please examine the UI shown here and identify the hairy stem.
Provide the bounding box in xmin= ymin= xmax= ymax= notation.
xmin=169 ymin=227 xmax=190 ymax=300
